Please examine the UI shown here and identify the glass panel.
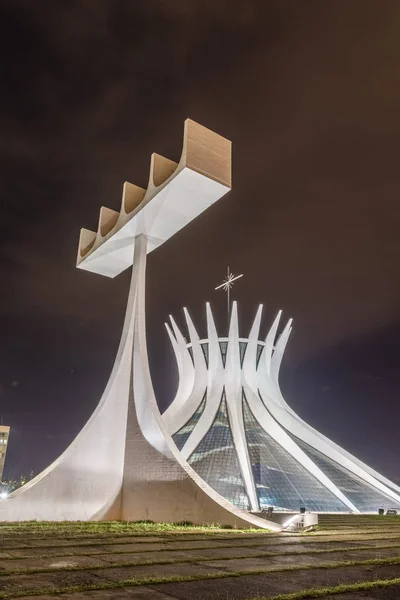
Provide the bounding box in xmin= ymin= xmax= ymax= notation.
xmin=172 ymin=392 xmax=207 ymax=451
xmin=219 ymin=341 xmax=228 ymax=367
xmin=243 ymin=395 xmax=347 ymax=512
xmin=291 ymin=435 xmax=400 ymax=512
xmin=239 ymin=341 xmax=247 ymax=367
xmin=201 ymin=342 xmax=209 ymax=367
xmin=256 ymin=344 xmax=264 ymax=368
xmin=187 ymin=346 xmax=194 ymax=364
xmin=189 ymin=394 xmax=249 ymax=510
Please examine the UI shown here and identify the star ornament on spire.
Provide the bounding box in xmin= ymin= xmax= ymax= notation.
xmin=215 ymin=266 xmax=243 ymax=315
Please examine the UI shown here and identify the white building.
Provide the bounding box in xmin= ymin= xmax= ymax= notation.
xmin=163 ymin=304 xmax=400 ymax=514
xmin=0 ymin=426 xmax=10 ymax=481
xmin=0 ymin=119 xmax=397 ymax=527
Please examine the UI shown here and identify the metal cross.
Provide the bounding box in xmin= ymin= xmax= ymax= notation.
xmin=215 ymin=266 xmax=243 ymax=315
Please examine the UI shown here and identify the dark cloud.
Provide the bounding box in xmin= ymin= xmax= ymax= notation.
xmin=0 ymin=0 xmax=399 ymax=479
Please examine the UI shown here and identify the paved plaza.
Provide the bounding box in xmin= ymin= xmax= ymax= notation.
xmin=1 ymin=520 xmax=400 ymax=599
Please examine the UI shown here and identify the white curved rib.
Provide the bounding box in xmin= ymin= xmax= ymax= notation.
xmin=261 ymin=389 xmax=400 ymax=505
xmin=206 ymin=302 xmax=223 ymax=381
xmin=269 ymin=328 xmax=400 ymax=495
xmin=162 ymin=320 xmax=195 ymax=432
xmin=0 ymin=251 xmax=139 ymax=521
xmin=270 ymin=318 xmax=292 ymax=385
xmin=262 ymin=320 xmax=400 ymax=503
xmin=264 ymin=310 xmax=282 ymax=376
xmin=181 ymin=381 xmax=222 ymax=460
xmin=225 ymin=302 xmax=259 ymax=511
xmin=167 ymin=307 xmax=210 ymax=434
xmin=256 ymin=311 xmax=400 ymax=503
xmin=179 ymin=304 xmax=224 ymax=460
xmin=256 ymin=311 xmax=295 ymax=413
xmin=183 ymin=308 xmax=207 ymax=373
xmin=242 ymin=304 xmax=263 ymax=390
xmin=295 ymin=411 xmax=400 ymax=496
xmin=243 ymin=381 xmax=359 ymax=512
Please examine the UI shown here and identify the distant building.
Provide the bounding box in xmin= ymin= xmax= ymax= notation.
xmin=0 ymin=426 xmax=10 ymax=480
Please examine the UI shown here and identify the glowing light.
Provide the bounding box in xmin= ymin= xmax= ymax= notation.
xmin=0 ymin=492 xmax=8 ymax=500
xmin=282 ymin=513 xmax=302 ymax=529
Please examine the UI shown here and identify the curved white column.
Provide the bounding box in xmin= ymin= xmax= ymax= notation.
xmin=130 ymin=234 xmax=173 ymax=458
xmin=178 ymin=307 xmax=224 ymax=460
xmin=180 ymin=382 xmax=222 ymax=460
xmin=0 ymin=253 xmax=138 ymax=521
xmin=162 ymin=320 xmax=195 ymax=432
xmin=225 ymin=303 xmax=259 ymax=511
xmin=162 ymin=308 xmax=210 ymax=437
xmin=270 ymin=319 xmax=292 ymax=386
xmin=264 ymin=311 xmax=281 ymax=376
xmin=242 ymin=305 xmax=263 ymax=390
xmin=206 ymin=302 xmax=223 ymax=380
xmin=243 ymin=381 xmax=358 ymax=511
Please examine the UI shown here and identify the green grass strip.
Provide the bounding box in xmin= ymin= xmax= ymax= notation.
xmin=2 ymin=523 xmax=400 ymax=543
xmin=0 ymin=522 xmax=264 ymax=536
xmin=1 ymin=552 xmax=400 ymax=582
xmin=1 ymin=560 xmax=400 ymax=599
xmin=0 ymin=533 xmax=273 ymax=545
xmin=0 ymin=534 xmax=270 ymax=550
xmin=3 ymin=530 xmax=400 ymax=554
xmin=2 ymin=538 xmax=400 ymax=566
xmin=249 ymin=577 xmax=400 ymax=600
xmin=2 ymin=526 xmax=399 ymax=547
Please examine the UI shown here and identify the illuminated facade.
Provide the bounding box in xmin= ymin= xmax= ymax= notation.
xmin=0 ymin=426 xmax=10 ymax=481
xmin=163 ymin=304 xmax=400 ymax=514
xmin=0 ymin=118 xmax=398 ymax=527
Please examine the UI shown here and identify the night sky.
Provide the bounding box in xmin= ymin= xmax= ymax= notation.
xmin=1 ymin=1 xmax=400 ymax=483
